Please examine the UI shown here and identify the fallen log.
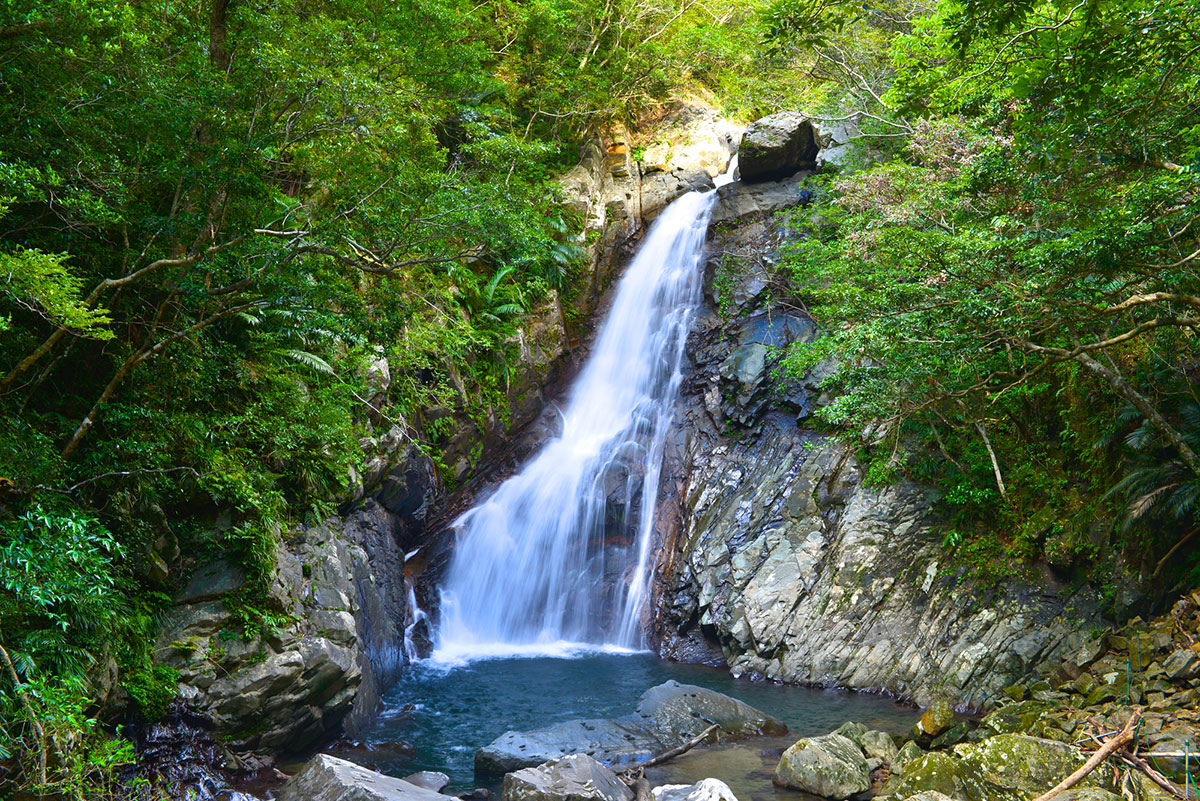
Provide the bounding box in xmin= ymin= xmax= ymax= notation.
xmin=632 ymin=724 xmax=722 ymax=772
xmin=1117 ymin=749 xmax=1188 ymax=800
xmin=618 ymin=722 xmax=724 ymax=791
xmin=1032 ymin=709 xmax=1142 ymax=801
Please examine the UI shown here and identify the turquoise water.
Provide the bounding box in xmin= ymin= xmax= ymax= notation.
xmin=353 ymin=652 xmax=916 ymax=794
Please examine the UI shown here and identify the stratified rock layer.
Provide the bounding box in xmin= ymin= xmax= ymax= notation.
xmin=651 ymin=172 xmax=1106 ymax=709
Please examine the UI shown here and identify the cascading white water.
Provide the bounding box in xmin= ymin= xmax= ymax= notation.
xmin=434 ymin=163 xmax=735 ymax=662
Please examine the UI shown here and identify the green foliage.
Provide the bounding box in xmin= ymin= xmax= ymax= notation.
xmin=774 ymin=0 xmax=1200 ymax=585
xmin=122 ymin=665 xmax=180 ymax=722
xmin=0 ymin=506 xmax=150 ymax=796
xmin=0 ymin=506 xmax=126 ymax=676
xmin=0 ymin=246 xmax=113 ymax=339
xmin=763 ymin=0 xmax=861 ymax=51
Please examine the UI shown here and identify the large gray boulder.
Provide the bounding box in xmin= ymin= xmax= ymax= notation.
xmin=275 ymin=754 xmax=449 ymax=801
xmin=476 ymin=681 xmax=786 ymax=774
xmin=501 ymin=754 xmax=633 ymax=801
xmin=651 ymin=778 xmax=739 ymax=801
xmin=738 ymin=113 xmax=819 ymax=182
xmin=773 ymin=733 xmax=871 ymax=800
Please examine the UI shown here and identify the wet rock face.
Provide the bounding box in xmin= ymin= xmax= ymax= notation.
xmin=476 ymin=681 xmax=786 ymax=775
xmin=155 ymin=496 xmax=424 ymax=763
xmin=650 ymin=172 xmax=1106 ymax=710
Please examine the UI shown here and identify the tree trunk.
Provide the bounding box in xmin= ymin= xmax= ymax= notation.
xmin=210 ymin=0 xmax=232 ymax=70
xmin=1075 ymin=352 xmax=1200 ymax=476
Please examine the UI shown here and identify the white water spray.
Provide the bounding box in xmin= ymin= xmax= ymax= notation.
xmin=434 ymin=163 xmax=733 ymax=662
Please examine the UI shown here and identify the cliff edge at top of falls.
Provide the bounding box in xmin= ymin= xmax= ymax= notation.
xmin=648 ymin=160 xmax=1109 ymax=712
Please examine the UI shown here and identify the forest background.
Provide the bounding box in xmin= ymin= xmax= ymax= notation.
xmin=0 ymin=0 xmax=1197 ymax=794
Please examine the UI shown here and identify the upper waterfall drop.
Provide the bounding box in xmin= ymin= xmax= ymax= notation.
xmin=433 ymin=163 xmax=732 ymax=662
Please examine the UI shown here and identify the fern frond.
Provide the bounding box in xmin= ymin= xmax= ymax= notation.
xmin=484 ymin=265 xmax=516 ymax=303
xmin=1127 ymin=483 xmax=1178 ymax=520
xmin=274 ymin=348 xmax=335 ymax=375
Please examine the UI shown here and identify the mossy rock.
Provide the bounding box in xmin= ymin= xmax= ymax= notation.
xmin=833 ymin=721 xmax=898 ymax=764
xmin=979 ymin=700 xmax=1052 ymax=735
xmin=880 ymin=751 xmax=1018 ymax=801
xmin=892 ymin=740 xmax=926 ymax=775
xmin=957 ymin=734 xmax=1102 ymax=797
xmin=1002 ymin=684 xmax=1027 ymax=702
xmin=774 ymin=733 xmax=871 ymax=800
xmin=1056 ymin=790 xmax=1125 ymax=801
xmin=929 ymin=722 xmax=969 ymax=750
xmin=920 ymin=700 xmax=958 ymax=738
xmin=1084 ymin=683 xmax=1121 ymax=706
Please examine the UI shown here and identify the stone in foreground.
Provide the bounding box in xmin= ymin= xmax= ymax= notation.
xmin=912 ymin=700 xmax=957 ymax=743
xmin=651 ymin=778 xmax=739 ymax=801
xmin=276 ymin=754 xmax=450 ymax=801
xmin=773 ymin=733 xmax=870 ymax=800
xmin=476 ymin=681 xmax=786 ymax=774
xmin=404 ymin=771 xmax=451 ymax=792
xmin=501 ymin=754 xmax=633 ymax=801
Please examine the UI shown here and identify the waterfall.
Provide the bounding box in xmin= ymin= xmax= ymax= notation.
xmin=434 ymin=164 xmax=734 ymax=662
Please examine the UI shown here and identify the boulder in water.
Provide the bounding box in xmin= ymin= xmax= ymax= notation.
xmin=476 ymin=681 xmax=786 ymax=774
xmin=772 ymin=733 xmax=871 ymax=800
xmin=501 ymin=754 xmax=633 ymax=801
xmin=276 ymin=754 xmax=449 ymax=801
xmin=650 ymin=778 xmax=739 ymax=801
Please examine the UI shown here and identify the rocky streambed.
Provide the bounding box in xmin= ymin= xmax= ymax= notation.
xmin=270 ymin=596 xmax=1200 ymax=801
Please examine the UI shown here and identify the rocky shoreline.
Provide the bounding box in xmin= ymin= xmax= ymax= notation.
xmin=264 ymin=595 xmax=1199 ymax=801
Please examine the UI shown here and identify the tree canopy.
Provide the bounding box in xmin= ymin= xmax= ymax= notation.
xmin=778 ymin=0 xmax=1200 ymax=589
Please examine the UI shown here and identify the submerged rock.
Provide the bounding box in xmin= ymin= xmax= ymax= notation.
xmin=651 ymin=778 xmax=739 ymax=801
xmin=773 ymin=733 xmax=870 ymax=800
xmin=275 ymin=754 xmax=448 ymax=801
xmin=476 ymin=681 xmax=786 ymax=774
xmin=501 ymin=754 xmax=633 ymax=801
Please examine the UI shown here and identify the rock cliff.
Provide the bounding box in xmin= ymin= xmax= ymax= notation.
xmin=650 ymin=166 xmax=1107 ymax=710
